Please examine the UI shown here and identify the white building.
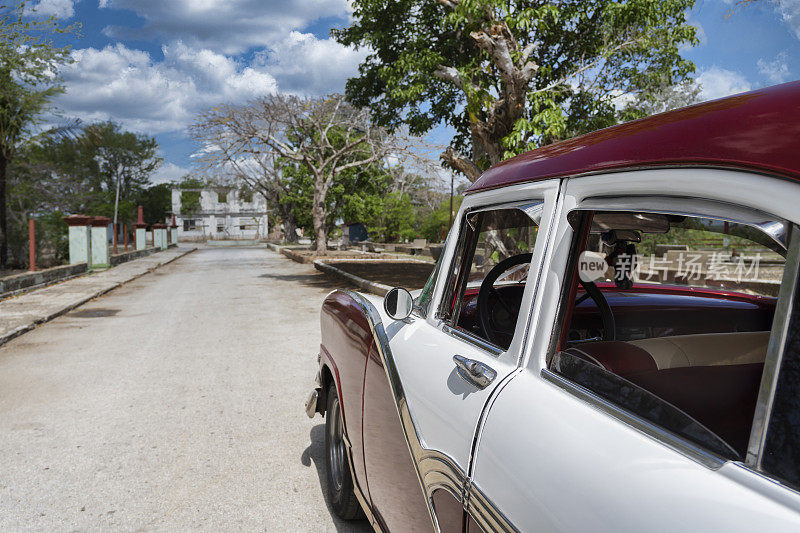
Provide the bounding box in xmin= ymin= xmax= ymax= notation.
xmin=171 ymin=188 xmax=269 ymax=240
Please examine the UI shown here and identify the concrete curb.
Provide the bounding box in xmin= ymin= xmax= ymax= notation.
xmin=312 ymin=260 xmax=393 ymax=296
xmin=0 ymin=247 xmax=197 ymax=348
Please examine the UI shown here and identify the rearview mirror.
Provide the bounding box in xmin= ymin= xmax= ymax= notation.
xmin=384 ymin=287 xmax=413 ymax=320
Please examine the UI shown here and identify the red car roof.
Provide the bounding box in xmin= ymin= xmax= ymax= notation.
xmin=467 ymin=81 xmax=800 ymax=194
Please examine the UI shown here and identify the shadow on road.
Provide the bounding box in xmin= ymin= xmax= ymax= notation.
xmin=259 ymin=272 xmax=352 ymax=291
xmin=301 ymin=424 xmax=371 ymax=532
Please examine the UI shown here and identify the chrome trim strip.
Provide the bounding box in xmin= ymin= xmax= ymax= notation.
xmin=573 ymin=195 xmax=788 ymax=249
xmin=468 ymin=481 xmax=518 ymax=533
xmin=442 ymin=324 xmax=503 ymax=357
xmin=341 ymin=431 xmax=382 ymax=531
xmin=338 ymin=289 xmax=467 ymax=532
xmin=746 ymin=225 xmax=800 ymax=467
xmin=541 ymin=369 xmax=727 ymax=470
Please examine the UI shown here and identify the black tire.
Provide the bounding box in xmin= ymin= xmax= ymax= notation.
xmin=325 ymin=386 xmax=363 ymax=520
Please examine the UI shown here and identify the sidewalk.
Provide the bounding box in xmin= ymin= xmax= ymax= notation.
xmin=0 ymin=246 xmax=196 ymax=347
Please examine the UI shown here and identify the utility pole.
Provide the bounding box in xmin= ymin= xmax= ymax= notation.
xmin=448 ymin=172 xmax=454 ymax=230
xmin=113 ymin=171 xmax=121 ymax=240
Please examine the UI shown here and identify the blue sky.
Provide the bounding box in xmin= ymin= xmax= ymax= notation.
xmin=20 ymin=0 xmax=800 ymax=184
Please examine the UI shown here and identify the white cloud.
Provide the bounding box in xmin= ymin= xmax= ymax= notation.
xmin=56 ymin=43 xmax=278 ymax=134
xmin=151 ymin=162 xmax=191 ymax=184
xmin=781 ymin=0 xmax=800 ymax=39
xmin=696 ymin=67 xmax=752 ymax=101
xmin=24 ymin=0 xmax=75 ymax=18
xmin=758 ymin=52 xmax=791 ymax=84
xmin=99 ymin=0 xmax=352 ymax=55
xmin=262 ymin=32 xmax=369 ymax=95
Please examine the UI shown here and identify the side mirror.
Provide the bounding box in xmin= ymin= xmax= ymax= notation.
xmin=384 ymin=287 xmax=413 ymax=320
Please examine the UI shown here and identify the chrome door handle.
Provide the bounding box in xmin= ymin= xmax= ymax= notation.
xmin=453 ymin=355 xmax=497 ymax=389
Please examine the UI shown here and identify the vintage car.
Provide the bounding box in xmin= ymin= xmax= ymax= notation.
xmin=305 ymin=81 xmax=800 ymax=532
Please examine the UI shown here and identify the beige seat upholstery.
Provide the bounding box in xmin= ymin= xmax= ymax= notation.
xmin=628 ymin=331 xmax=769 ymax=370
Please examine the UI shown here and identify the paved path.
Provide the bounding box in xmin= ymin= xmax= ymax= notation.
xmin=0 ymin=247 xmax=196 ymax=347
xmin=0 ymin=247 xmax=370 ymax=532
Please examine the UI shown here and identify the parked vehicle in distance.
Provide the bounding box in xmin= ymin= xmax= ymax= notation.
xmin=305 ymin=81 xmax=800 ymax=532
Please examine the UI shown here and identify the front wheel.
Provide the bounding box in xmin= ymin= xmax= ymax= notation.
xmin=325 ymin=386 xmax=363 ymax=520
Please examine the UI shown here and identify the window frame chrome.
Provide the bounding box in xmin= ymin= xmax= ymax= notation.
xmin=435 ymin=200 xmax=545 ymax=357
xmin=747 ymin=224 xmax=800 ymax=468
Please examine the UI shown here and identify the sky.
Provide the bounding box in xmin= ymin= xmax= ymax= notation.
xmin=18 ymin=0 xmax=800 ymax=184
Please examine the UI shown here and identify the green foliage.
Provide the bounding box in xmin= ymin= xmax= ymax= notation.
xmin=178 ymin=176 xmax=206 ymax=215
xmin=419 ymin=196 xmax=463 ymax=243
xmin=1 ymin=1 xmax=80 ymax=265
xmin=0 ymin=1 xmax=79 ymax=160
xmin=5 ymin=122 xmax=163 ymax=266
xmin=137 ymin=183 xmax=172 ymax=225
xmin=335 ymin=0 xmax=698 ymax=172
xmin=282 ymin=155 xmax=392 ymax=239
xmin=344 ymin=191 xmax=417 ymax=242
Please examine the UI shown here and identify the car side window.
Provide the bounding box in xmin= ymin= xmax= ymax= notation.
xmin=439 ymin=206 xmax=540 ymax=351
xmin=548 ymin=207 xmax=790 ymax=462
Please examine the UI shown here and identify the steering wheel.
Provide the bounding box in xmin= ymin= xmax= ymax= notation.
xmin=576 ymin=278 xmax=616 ymax=341
xmin=477 ymin=253 xmax=532 ymax=346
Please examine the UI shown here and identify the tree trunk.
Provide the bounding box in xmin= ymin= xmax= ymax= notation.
xmin=0 ymin=154 xmax=7 ymax=269
xmin=312 ymin=177 xmax=329 ymax=255
xmin=278 ymin=202 xmax=299 ymax=243
xmin=312 ymin=203 xmax=327 ymax=255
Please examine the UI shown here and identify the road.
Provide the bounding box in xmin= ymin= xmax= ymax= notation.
xmin=0 ymin=247 xmax=371 ymax=532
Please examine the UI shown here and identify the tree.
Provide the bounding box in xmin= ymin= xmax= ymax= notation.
xmin=82 ymin=122 xmax=161 ymax=225
xmin=246 ymin=94 xmax=392 ymax=254
xmin=0 ymin=1 xmax=78 ymax=266
xmin=282 ymin=157 xmax=392 ymax=239
xmin=3 ymin=122 xmax=162 ymax=266
xmin=419 ymin=196 xmax=464 ymax=243
xmin=136 ymin=183 xmax=172 ymax=225
xmin=334 ymin=0 xmax=699 ymax=181
xmin=23 ymin=122 xmax=161 ymax=221
xmin=619 ymin=79 xmax=702 ymax=121
xmin=189 ymin=104 xmax=301 ymax=243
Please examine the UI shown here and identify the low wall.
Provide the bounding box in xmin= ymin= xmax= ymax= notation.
xmin=0 ymin=262 xmax=88 ymax=298
xmin=313 ymin=260 xmax=392 ymax=296
xmin=206 ymin=239 xmax=260 ymax=247
xmin=110 ymin=247 xmax=159 ymax=266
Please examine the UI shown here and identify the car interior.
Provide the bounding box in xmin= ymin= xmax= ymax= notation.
xmin=453 ymin=207 xmax=786 ymax=460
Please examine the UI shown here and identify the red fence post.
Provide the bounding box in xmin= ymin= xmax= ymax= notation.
xmin=28 ymin=219 xmax=36 ymax=271
xmin=113 ymin=223 xmax=118 ymax=255
xmin=124 ymin=224 xmax=128 ymax=251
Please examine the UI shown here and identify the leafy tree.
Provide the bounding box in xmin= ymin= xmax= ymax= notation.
xmin=22 ymin=122 xmax=161 ymax=221
xmin=335 ymin=0 xmax=698 ymax=181
xmin=242 ymin=94 xmax=392 ymax=254
xmin=419 ymin=196 xmax=463 ymax=243
xmin=343 ymin=191 xmax=417 ymax=242
xmin=0 ymin=1 xmax=78 ymax=266
xmin=4 ymin=122 xmax=162 ymax=265
xmin=283 ymin=157 xmax=392 ymax=239
xmin=135 ymin=183 xmax=172 ymax=225
xmin=82 ymin=122 xmax=162 ymax=225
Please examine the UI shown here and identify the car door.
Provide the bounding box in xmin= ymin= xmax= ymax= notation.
xmin=361 ymin=179 xmax=561 ymax=531
xmin=469 ymin=168 xmax=800 ymax=532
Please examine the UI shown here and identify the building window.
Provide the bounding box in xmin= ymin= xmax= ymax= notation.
xmin=217 ymin=224 xmax=224 ymax=233
xmin=183 ymin=219 xmax=197 ymax=231
xmin=218 ymin=191 xmax=227 ymax=203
